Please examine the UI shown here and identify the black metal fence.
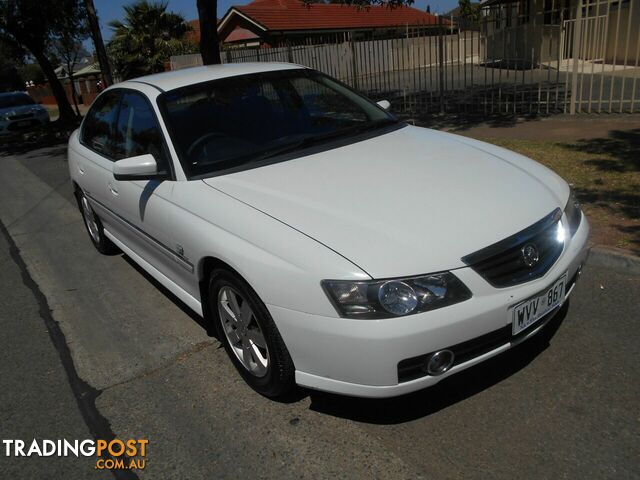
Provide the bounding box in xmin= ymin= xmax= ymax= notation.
xmin=171 ymin=0 xmax=640 ymax=115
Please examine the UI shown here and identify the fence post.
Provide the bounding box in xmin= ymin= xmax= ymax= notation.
xmin=287 ymin=42 xmax=294 ymax=63
xmin=349 ymin=33 xmax=359 ymax=89
xmin=569 ymin=0 xmax=584 ymax=115
xmin=438 ymin=16 xmax=445 ymax=113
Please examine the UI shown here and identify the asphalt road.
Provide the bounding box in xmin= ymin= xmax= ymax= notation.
xmin=0 ymin=144 xmax=638 ymax=479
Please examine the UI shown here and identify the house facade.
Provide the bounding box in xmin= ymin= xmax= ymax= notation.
xmin=481 ymin=0 xmax=639 ymax=65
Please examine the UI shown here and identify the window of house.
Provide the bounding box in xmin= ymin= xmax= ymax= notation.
xmin=518 ymin=0 xmax=530 ymax=24
xmin=544 ymin=0 xmax=570 ymax=24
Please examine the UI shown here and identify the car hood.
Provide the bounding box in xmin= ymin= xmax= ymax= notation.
xmin=203 ymin=126 xmax=569 ymax=279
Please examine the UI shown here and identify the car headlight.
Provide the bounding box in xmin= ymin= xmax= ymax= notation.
xmin=564 ymin=187 xmax=582 ymax=236
xmin=322 ymin=272 xmax=472 ymax=319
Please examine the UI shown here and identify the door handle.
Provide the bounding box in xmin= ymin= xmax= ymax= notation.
xmin=78 ymin=164 xmax=85 ymax=175
xmin=108 ymin=183 xmax=119 ymax=196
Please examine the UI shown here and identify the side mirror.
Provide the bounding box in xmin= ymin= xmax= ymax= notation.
xmin=377 ymin=99 xmax=391 ymax=110
xmin=113 ymin=154 xmax=159 ymax=181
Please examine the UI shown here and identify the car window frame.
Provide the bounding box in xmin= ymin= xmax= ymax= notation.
xmin=80 ymin=87 xmax=175 ymax=181
xmin=156 ymin=69 xmax=404 ymax=181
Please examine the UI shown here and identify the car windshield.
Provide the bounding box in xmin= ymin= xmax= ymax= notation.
xmin=0 ymin=93 xmax=35 ymax=109
xmin=159 ymin=69 xmax=398 ymax=178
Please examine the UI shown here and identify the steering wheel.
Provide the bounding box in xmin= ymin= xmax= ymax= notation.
xmin=187 ymin=132 xmax=229 ymax=158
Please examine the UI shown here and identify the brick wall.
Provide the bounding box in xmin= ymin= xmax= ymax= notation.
xmin=27 ymin=75 xmax=102 ymax=107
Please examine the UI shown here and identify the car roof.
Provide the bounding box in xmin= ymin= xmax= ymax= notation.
xmin=128 ymin=62 xmax=305 ymax=92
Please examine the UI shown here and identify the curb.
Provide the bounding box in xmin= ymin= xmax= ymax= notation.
xmin=588 ymin=246 xmax=640 ymax=275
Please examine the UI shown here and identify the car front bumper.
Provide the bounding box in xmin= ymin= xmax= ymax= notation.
xmin=268 ymin=213 xmax=590 ymax=398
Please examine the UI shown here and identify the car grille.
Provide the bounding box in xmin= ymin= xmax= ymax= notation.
xmin=397 ymin=270 xmax=578 ymax=383
xmin=461 ymin=209 xmax=564 ymax=288
xmin=9 ymin=113 xmax=34 ymax=120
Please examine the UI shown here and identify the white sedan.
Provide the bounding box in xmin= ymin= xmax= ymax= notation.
xmin=68 ymin=63 xmax=589 ymax=398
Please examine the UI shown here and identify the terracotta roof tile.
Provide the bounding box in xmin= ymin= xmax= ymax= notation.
xmin=232 ymin=0 xmax=446 ymax=31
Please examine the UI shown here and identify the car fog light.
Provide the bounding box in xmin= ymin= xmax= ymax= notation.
xmin=378 ymin=281 xmax=417 ymax=316
xmin=425 ymin=350 xmax=454 ymax=375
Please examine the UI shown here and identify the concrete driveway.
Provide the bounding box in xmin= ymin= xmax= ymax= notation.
xmin=0 ymin=144 xmax=638 ymax=479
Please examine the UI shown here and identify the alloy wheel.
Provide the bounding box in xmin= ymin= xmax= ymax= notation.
xmin=81 ymin=195 xmax=100 ymax=243
xmin=217 ymin=286 xmax=269 ymax=377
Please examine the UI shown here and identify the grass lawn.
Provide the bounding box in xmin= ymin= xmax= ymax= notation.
xmin=478 ymin=135 xmax=640 ymax=255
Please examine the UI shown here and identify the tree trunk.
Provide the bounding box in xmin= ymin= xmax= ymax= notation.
xmin=32 ymin=49 xmax=77 ymax=123
xmin=84 ymin=0 xmax=114 ymax=85
xmin=197 ymin=0 xmax=221 ymax=65
xmin=67 ymin=67 xmax=81 ymax=117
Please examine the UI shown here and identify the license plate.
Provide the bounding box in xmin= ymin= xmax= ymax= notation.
xmin=511 ymin=274 xmax=567 ymax=335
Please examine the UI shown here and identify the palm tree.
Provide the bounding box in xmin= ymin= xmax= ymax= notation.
xmin=107 ymin=0 xmax=197 ymax=79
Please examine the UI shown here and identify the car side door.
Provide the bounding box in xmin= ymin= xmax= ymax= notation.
xmin=108 ymin=90 xmax=186 ymax=280
xmin=73 ymin=90 xmax=122 ymax=234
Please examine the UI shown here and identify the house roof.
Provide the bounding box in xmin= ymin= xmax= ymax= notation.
xmin=219 ymin=0 xmax=445 ymax=36
xmin=73 ymin=62 xmax=101 ymax=77
xmin=55 ymin=60 xmax=99 ymax=79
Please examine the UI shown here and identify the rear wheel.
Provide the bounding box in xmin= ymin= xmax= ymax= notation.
xmin=76 ymin=189 xmax=119 ymax=255
xmin=209 ymin=269 xmax=295 ymax=398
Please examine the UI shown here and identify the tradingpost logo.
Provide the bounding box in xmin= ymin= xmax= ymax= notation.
xmin=2 ymin=438 xmax=148 ymax=471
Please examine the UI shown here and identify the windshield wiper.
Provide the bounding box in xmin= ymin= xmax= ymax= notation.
xmin=258 ymin=118 xmax=399 ymax=161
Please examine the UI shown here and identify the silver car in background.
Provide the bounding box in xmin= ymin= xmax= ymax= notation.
xmin=0 ymin=92 xmax=50 ymax=135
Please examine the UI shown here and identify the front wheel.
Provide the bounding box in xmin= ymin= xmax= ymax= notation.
xmin=76 ymin=189 xmax=119 ymax=255
xmin=209 ymin=269 xmax=295 ymax=398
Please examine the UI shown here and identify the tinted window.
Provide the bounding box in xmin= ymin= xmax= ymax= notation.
xmin=112 ymin=92 xmax=168 ymax=172
xmin=82 ymin=91 xmax=120 ymax=158
xmin=159 ymin=69 xmax=396 ymax=178
xmin=0 ymin=93 xmax=35 ymax=108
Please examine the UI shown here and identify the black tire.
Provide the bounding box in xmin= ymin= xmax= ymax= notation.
xmin=209 ymin=268 xmax=295 ymax=398
xmin=75 ymin=189 xmax=119 ymax=255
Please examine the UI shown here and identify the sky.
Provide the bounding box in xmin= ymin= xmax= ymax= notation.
xmin=93 ymin=0 xmax=460 ymax=42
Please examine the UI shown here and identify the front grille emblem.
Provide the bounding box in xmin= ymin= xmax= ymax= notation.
xmin=521 ymin=243 xmax=540 ymax=268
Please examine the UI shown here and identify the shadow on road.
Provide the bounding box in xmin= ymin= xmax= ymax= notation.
xmin=563 ymin=128 xmax=640 ymax=253
xmin=307 ymin=304 xmax=568 ymax=425
xmin=566 ymin=128 xmax=640 ymax=172
xmin=120 ymin=255 xmax=217 ymax=337
xmin=0 ymin=121 xmax=78 ymax=156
